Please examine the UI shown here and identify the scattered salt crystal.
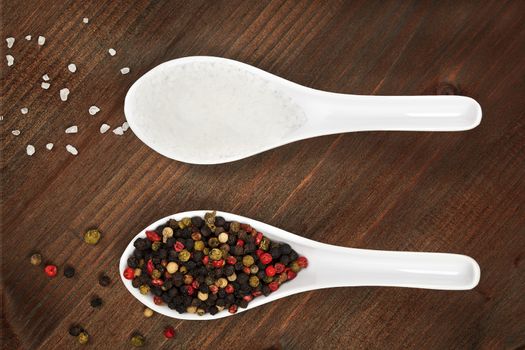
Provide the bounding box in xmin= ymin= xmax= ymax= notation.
xmin=41 ymin=82 xmax=50 ymax=89
xmin=100 ymin=123 xmax=110 ymax=133
xmin=6 ymin=55 xmax=14 ymax=66
xmin=65 ymin=125 xmax=78 ymax=134
xmin=83 ymin=17 xmax=89 ymax=24
xmin=38 ymin=36 xmax=46 ymax=45
xmin=88 ymin=106 xmax=100 ymax=115
xmin=46 ymin=143 xmax=54 ymax=150
xmin=113 ymin=127 xmax=124 ymax=135
xmin=108 ymin=48 xmax=116 ymax=56
xmin=12 ymin=129 xmax=21 ymax=136
xmin=60 ymin=88 xmax=70 ymax=101
xmin=122 ymin=121 xmax=129 ymax=131
xmin=120 ymin=67 xmax=130 ymax=74
xmin=25 ymin=35 xmax=31 ymax=41
xmin=42 ymin=74 xmax=50 ymax=81
xmin=66 ymin=144 xmax=78 ymax=155
xmin=68 ymin=63 xmax=77 ymax=73
xmin=6 ymin=37 xmax=15 ymax=48
xmin=27 ymin=145 xmax=35 ymax=156
xmin=21 ymin=108 xmax=28 ymax=114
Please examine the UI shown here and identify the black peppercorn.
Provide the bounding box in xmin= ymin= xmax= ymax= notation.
xmin=244 ymin=243 xmax=256 ymax=254
xmin=209 ymin=306 xmax=219 ymax=315
xmin=270 ymin=247 xmax=281 ymax=259
xmin=127 ymin=257 xmax=139 ymax=268
xmin=191 ymin=216 xmax=204 ymax=228
xmin=90 ymin=296 xmax=103 ymax=308
xmin=134 ymin=238 xmax=151 ymax=250
xmin=98 ymin=273 xmax=111 ymax=287
xmin=69 ymin=324 xmax=84 ymax=336
xmin=239 ymin=299 xmax=249 ymax=308
xmin=280 ymin=255 xmax=291 ymax=265
xmin=215 ymin=216 xmax=226 ymax=227
xmin=64 ymin=266 xmax=75 ymax=278
xmin=218 ymin=289 xmax=227 ymax=298
xmin=199 ymin=284 xmax=210 ymax=293
xmin=289 ymin=250 xmax=299 ymax=261
xmin=224 ymin=265 xmax=235 ymax=276
xmin=281 ymin=243 xmax=292 ymax=255
xmin=133 ymin=250 xmax=144 ymax=259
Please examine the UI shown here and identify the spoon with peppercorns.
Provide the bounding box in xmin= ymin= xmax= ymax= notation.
xmin=125 ymin=56 xmax=482 ymax=164
xmin=120 ymin=210 xmax=480 ymax=320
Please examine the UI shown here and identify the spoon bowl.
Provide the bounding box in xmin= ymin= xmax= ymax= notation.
xmin=124 ymin=56 xmax=482 ymax=164
xmin=119 ymin=210 xmax=480 ymax=320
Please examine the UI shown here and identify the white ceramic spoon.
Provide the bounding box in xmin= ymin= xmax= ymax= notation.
xmin=119 ymin=210 xmax=480 ymax=320
xmin=124 ymin=56 xmax=482 ymax=164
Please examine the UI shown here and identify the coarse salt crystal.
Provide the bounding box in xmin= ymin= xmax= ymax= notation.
xmin=83 ymin=17 xmax=89 ymax=24
xmin=113 ymin=127 xmax=124 ymax=135
xmin=27 ymin=145 xmax=35 ymax=156
xmin=88 ymin=106 xmax=100 ymax=115
xmin=21 ymin=108 xmax=28 ymax=114
xmin=68 ymin=63 xmax=77 ymax=73
xmin=122 ymin=121 xmax=129 ymax=131
xmin=120 ymin=67 xmax=130 ymax=74
xmin=42 ymin=74 xmax=50 ymax=81
xmin=108 ymin=48 xmax=116 ymax=56
xmin=41 ymin=82 xmax=50 ymax=89
xmin=65 ymin=125 xmax=78 ymax=134
xmin=25 ymin=35 xmax=31 ymax=40
xmin=6 ymin=37 xmax=15 ymax=48
xmin=38 ymin=36 xmax=46 ymax=45
xmin=100 ymin=123 xmax=110 ymax=133
xmin=6 ymin=55 xmax=14 ymax=66
xmin=60 ymin=88 xmax=70 ymax=101
xmin=12 ymin=129 xmax=21 ymax=136
xmin=66 ymin=144 xmax=78 ymax=155
xmin=46 ymin=143 xmax=54 ymax=150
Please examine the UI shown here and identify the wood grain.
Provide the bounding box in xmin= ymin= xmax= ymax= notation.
xmin=1 ymin=1 xmax=525 ymax=349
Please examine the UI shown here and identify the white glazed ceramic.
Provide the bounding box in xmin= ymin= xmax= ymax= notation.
xmin=124 ymin=56 xmax=482 ymax=164
xmin=119 ymin=210 xmax=480 ymax=320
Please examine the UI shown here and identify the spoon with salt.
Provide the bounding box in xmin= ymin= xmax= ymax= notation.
xmin=124 ymin=56 xmax=482 ymax=164
xmin=119 ymin=210 xmax=480 ymax=320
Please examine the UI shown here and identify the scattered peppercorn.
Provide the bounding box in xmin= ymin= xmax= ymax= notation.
xmin=78 ymin=331 xmax=89 ymax=345
xmin=130 ymin=334 xmax=146 ymax=347
xmin=90 ymin=296 xmax=103 ymax=308
xmin=163 ymin=326 xmax=175 ymax=339
xmin=98 ymin=273 xmax=111 ymax=287
xmin=83 ymin=229 xmax=101 ymax=245
xmin=69 ymin=324 xmax=84 ymax=336
xmin=44 ymin=265 xmax=57 ymax=277
xmin=143 ymin=307 xmax=154 ymax=317
xmin=124 ymin=212 xmax=307 ymax=316
xmin=30 ymin=253 xmax=42 ymax=266
xmin=64 ymin=266 xmax=75 ymax=278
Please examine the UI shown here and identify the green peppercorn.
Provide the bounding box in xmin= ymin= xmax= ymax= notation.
xmin=210 ymin=248 xmax=223 ymax=261
xmin=227 ymin=272 xmax=237 ymax=281
xmin=203 ymin=247 xmax=210 ymax=255
xmin=78 ymin=331 xmax=89 ymax=345
xmin=178 ymin=221 xmax=186 ymax=229
xmin=182 ymin=217 xmax=191 ymax=227
xmin=191 ymin=232 xmax=202 ymax=241
xmin=290 ymin=261 xmax=301 ymax=273
xmin=278 ymin=272 xmax=288 ymax=284
xmin=242 ymin=255 xmax=254 ymax=267
xmin=259 ymin=237 xmax=270 ymax=251
xmin=250 ymin=265 xmax=259 ymax=274
xmin=179 ymin=266 xmax=188 ymax=274
xmin=130 ymin=334 xmax=145 ymax=347
xmin=83 ymin=229 xmax=101 ymax=245
xmin=166 ymin=262 xmax=178 ymax=274
xmin=183 ymin=274 xmax=193 ymax=285
xmin=208 ymin=237 xmax=219 ymax=248
xmin=194 ymin=240 xmax=205 ymax=251
xmin=143 ymin=308 xmax=154 ymax=318
xmin=218 ymin=232 xmax=229 ymax=243
xmin=162 ymin=227 xmax=174 ymax=242
xmin=151 ymin=241 xmax=161 ymax=251
xmin=151 ymin=269 xmax=161 ymax=279
xmin=230 ymin=221 xmax=240 ymax=233
xmin=134 ymin=268 xmax=142 ymax=277
xmin=205 ymin=276 xmax=214 ymax=285
xmin=186 ymin=306 xmax=197 ymax=313
xmin=139 ymin=284 xmax=150 ymax=295
xmin=30 ymin=253 xmax=42 ymax=266
xmin=249 ymin=276 xmax=260 ymax=288
xmin=178 ymin=249 xmax=191 ymax=262
xmin=216 ymin=278 xmax=228 ymax=288
xmin=198 ymin=291 xmax=209 ymax=301
xmin=197 ymin=308 xmax=206 ymax=316
xmin=263 ymin=276 xmax=273 ymax=283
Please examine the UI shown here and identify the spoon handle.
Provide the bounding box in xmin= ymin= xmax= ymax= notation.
xmin=301 ymin=94 xmax=482 ymax=134
xmin=312 ymin=246 xmax=480 ymax=290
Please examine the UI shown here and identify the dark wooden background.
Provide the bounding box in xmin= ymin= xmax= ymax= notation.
xmin=1 ymin=1 xmax=524 ymax=349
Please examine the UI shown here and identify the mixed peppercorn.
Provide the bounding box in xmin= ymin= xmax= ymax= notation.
xmin=123 ymin=211 xmax=308 ymax=316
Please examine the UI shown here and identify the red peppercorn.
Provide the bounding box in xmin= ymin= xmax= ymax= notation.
xmin=228 ymin=305 xmax=238 ymax=314
xmin=202 ymin=255 xmax=209 ymax=265
xmin=243 ymin=267 xmax=251 ymax=275
xmin=123 ymin=267 xmax=134 ymax=280
xmin=226 ymin=256 xmax=236 ymax=265
xmin=209 ymin=285 xmax=219 ymax=294
xmin=252 ymin=290 xmax=262 ymax=297
xmin=212 ymin=259 xmax=225 ymax=268
xmin=151 ymin=279 xmax=164 ymax=286
xmin=225 ymin=284 xmax=234 ymax=294
xmin=163 ymin=326 xmax=175 ymax=339
xmin=286 ymin=270 xmax=297 ymax=280
xmin=274 ymin=263 xmax=285 ymax=274
xmin=146 ymin=230 xmax=161 ymax=242
xmin=240 ymin=223 xmax=251 ymax=231
xmin=164 ymin=272 xmax=172 ymax=279
xmin=265 ymin=265 xmax=276 ymax=277
xmin=243 ymin=295 xmax=253 ymax=302
xmin=259 ymin=253 xmax=272 ymax=265
xmin=236 ymin=239 xmax=244 ymax=247
xmin=255 ymin=249 xmax=264 ymax=257
xmin=44 ymin=265 xmax=57 ymax=277
xmin=186 ymin=286 xmax=194 ymax=295
xmin=174 ymin=241 xmax=185 ymax=252
xmin=255 ymin=232 xmax=263 ymax=245
xmin=268 ymin=282 xmax=279 ymax=292
xmin=297 ymin=256 xmax=308 ymax=268
xmin=191 ymin=280 xmax=199 ymax=289
xmin=153 ymin=296 xmax=163 ymax=305
xmin=146 ymin=259 xmax=154 ymax=275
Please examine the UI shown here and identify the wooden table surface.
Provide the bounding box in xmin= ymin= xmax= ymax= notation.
xmin=2 ymin=1 xmax=524 ymax=349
